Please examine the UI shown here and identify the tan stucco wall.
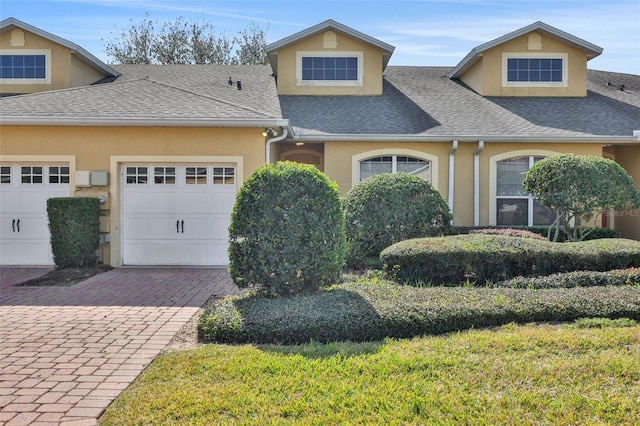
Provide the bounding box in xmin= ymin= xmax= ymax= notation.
xmin=459 ymin=32 xmax=589 ymax=97
xmin=460 ymin=59 xmax=483 ymax=94
xmin=0 ymin=125 xmax=266 ymax=265
xmin=611 ymin=145 xmax=640 ymax=240
xmin=0 ymin=29 xmax=108 ymax=94
xmin=323 ymin=140 xmax=451 ymax=195
xmin=273 ymin=31 xmax=385 ymax=96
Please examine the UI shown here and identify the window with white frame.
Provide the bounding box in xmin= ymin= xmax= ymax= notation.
xmin=297 ymin=51 xmax=363 ymax=87
xmin=502 ymin=53 xmax=567 ymax=87
xmin=359 ymin=155 xmax=431 ymax=182
xmin=0 ymin=49 xmax=51 ymax=84
xmin=496 ymin=156 xmax=555 ymax=226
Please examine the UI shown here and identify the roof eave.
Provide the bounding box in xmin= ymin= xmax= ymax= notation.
xmin=0 ymin=17 xmax=120 ymax=78
xmin=0 ymin=116 xmax=291 ymax=129
xmin=447 ymin=21 xmax=603 ymax=79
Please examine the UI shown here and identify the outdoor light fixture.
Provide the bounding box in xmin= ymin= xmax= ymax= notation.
xmin=262 ymin=128 xmax=276 ymax=137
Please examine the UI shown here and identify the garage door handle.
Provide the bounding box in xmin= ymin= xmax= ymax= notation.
xmin=181 ymin=220 xmax=184 ymax=234
xmin=16 ymin=219 xmax=20 ymax=232
xmin=176 ymin=220 xmax=180 ymax=234
xmin=12 ymin=219 xmax=15 ymax=232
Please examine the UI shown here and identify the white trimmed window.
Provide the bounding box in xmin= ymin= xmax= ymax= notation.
xmin=297 ymin=51 xmax=363 ymax=87
xmin=0 ymin=49 xmax=51 ymax=85
xmin=502 ymin=53 xmax=567 ymax=88
xmin=359 ymin=155 xmax=431 ymax=182
xmin=496 ymin=156 xmax=555 ymax=226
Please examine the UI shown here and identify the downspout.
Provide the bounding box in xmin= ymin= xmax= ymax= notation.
xmin=474 ymin=140 xmax=485 ymax=227
xmin=265 ymin=128 xmax=288 ymax=164
xmin=448 ymin=140 xmax=458 ymax=225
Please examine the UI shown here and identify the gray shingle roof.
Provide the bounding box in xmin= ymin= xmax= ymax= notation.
xmin=281 ymin=67 xmax=640 ymax=139
xmin=0 ymin=64 xmax=282 ymax=120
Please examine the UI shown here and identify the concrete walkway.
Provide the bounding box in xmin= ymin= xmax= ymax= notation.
xmin=0 ymin=267 xmax=241 ymax=425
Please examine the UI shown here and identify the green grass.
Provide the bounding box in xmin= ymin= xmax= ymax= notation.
xmin=101 ymin=321 xmax=640 ymax=425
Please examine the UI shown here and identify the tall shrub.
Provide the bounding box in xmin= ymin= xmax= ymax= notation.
xmin=228 ymin=162 xmax=346 ymax=296
xmin=342 ymin=173 xmax=451 ymax=268
xmin=47 ymin=197 xmax=100 ymax=267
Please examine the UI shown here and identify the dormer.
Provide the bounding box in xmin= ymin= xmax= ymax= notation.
xmin=0 ymin=17 xmax=119 ymax=96
xmin=447 ymin=21 xmax=603 ymax=97
xmin=266 ymin=20 xmax=395 ymax=96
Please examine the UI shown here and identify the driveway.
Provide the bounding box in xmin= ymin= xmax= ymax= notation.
xmin=0 ymin=267 xmax=241 ymax=425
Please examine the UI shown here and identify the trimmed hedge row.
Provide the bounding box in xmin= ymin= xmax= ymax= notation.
xmin=198 ymin=280 xmax=640 ymax=344
xmin=495 ymin=268 xmax=640 ymax=289
xmin=47 ymin=197 xmax=100 ymax=267
xmin=453 ymin=226 xmax=619 ymax=242
xmin=380 ymin=235 xmax=640 ymax=285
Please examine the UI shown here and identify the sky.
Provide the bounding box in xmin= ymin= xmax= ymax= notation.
xmin=1 ymin=0 xmax=639 ymax=74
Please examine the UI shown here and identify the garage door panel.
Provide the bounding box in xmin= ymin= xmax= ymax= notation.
xmin=122 ymin=164 xmax=236 ymax=266
xmin=0 ymin=164 xmax=68 ymax=265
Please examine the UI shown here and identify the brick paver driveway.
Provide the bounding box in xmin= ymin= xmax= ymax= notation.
xmin=0 ymin=267 xmax=240 ymax=425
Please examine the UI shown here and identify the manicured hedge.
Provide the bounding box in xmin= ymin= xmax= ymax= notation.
xmin=198 ymin=279 xmax=640 ymax=344
xmin=228 ymin=161 xmax=345 ymax=296
xmin=342 ymin=173 xmax=451 ymax=268
xmin=495 ymin=268 xmax=640 ymax=289
xmin=453 ymin=226 xmax=619 ymax=242
xmin=380 ymin=234 xmax=640 ymax=285
xmin=47 ymin=197 xmax=100 ymax=267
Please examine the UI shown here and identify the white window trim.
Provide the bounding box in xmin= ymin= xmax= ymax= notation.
xmin=0 ymin=49 xmax=52 ymax=85
xmin=296 ymin=51 xmax=363 ymax=87
xmin=352 ymin=149 xmax=438 ymax=189
xmin=501 ymin=52 xmax=568 ymax=88
xmin=489 ymin=149 xmax=559 ymax=226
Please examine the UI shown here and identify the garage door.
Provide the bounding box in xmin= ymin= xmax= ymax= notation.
xmin=121 ymin=164 xmax=236 ymax=266
xmin=0 ymin=164 xmax=70 ymax=265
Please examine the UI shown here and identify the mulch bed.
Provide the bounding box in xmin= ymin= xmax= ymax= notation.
xmin=17 ymin=264 xmax=113 ymax=286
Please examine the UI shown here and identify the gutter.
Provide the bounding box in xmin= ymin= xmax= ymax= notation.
xmin=448 ymin=140 xmax=458 ymax=225
xmin=474 ymin=140 xmax=485 ymax=227
xmin=0 ymin=116 xmax=292 ymax=129
xmin=290 ymin=133 xmax=640 ymax=144
xmin=265 ymin=127 xmax=288 ymax=163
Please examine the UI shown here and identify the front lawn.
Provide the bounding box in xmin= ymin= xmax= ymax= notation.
xmin=101 ymin=320 xmax=640 ymax=425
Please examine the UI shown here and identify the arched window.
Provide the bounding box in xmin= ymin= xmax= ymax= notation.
xmin=359 ymin=155 xmax=431 ymax=182
xmin=496 ymin=156 xmax=555 ymax=226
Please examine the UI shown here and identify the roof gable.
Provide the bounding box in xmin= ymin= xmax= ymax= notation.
xmin=447 ymin=21 xmax=603 ymax=79
xmin=266 ymin=19 xmax=395 ymax=71
xmin=0 ymin=17 xmax=119 ymax=78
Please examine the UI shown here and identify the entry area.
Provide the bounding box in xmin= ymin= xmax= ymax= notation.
xmin=121 ymin=164 xmax=236 ymax=266
xmin=0 ymin=163 xmax=70 ymax=265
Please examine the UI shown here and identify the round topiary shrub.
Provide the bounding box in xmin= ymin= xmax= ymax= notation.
xmin=342 ymin=173 xmax=452 ymax=268
xmin=228 ymin=161 xmax=346 ymax=296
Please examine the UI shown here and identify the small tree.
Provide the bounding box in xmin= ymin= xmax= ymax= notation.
xmin=104 ymin=15 xmax=268 ymax=65
xmin=228 ymin=162 xmax=346 ymax=296
xmin=523 ymin=154 xmax=640 ymax=242
xmin=342 ymin=173 xmax=452 ymax=268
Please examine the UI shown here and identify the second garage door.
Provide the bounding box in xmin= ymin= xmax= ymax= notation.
xmin=121 ymin=164 xmax=236 ymax=266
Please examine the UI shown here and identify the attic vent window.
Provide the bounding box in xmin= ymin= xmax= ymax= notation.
xmin=323 ymin=31 xmax=338 ymax=48
xmin=527 ymin=33 xmax=543 ymax=50
xmin=10 ymin=29 xmax=26 ymax=47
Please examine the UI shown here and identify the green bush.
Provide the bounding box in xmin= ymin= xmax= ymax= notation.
xmin=228 ymin=161 xmax=346 ymax=296
xmin=495 ymin=268 xmax=640 ymax=289
xmin=342 ymin=173 xmax=451 ymax=268
xmin=469 ymin=228 xmax=547 ymax=240
xmin=380 ymin=234 xmax=640 ymax=285
xmin=47 ymin=197 xmax=100 ymax=267
xmin=198 ymin=278 xmax=640 ymax=344
xmin=454 ymin=226 xmax=619 ymax=242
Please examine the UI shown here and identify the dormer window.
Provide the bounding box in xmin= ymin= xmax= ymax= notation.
xmin=502 ymin=53 xmax=567 ymax=88
xmin=296 ymin=51 xmax=363 ymax=87
xmin=0 ymin=49 xmax=51 ymax=84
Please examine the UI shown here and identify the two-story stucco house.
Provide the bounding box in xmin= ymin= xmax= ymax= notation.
xmin=1 ymin=17 xmax=638 ymax=267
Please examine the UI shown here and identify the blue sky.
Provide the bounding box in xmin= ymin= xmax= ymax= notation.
xmin=2 ymin=0 xmax=639 ymax=74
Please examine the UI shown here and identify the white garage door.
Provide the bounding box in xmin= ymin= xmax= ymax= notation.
xmin=121 ymin=164 xmax=236 ymax=266
xmin=0 ymin=164 xmax=70 ymax=265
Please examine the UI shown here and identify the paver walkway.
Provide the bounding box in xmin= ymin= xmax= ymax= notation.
xmin=0 ymin=267 xmax=241 ymax=425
